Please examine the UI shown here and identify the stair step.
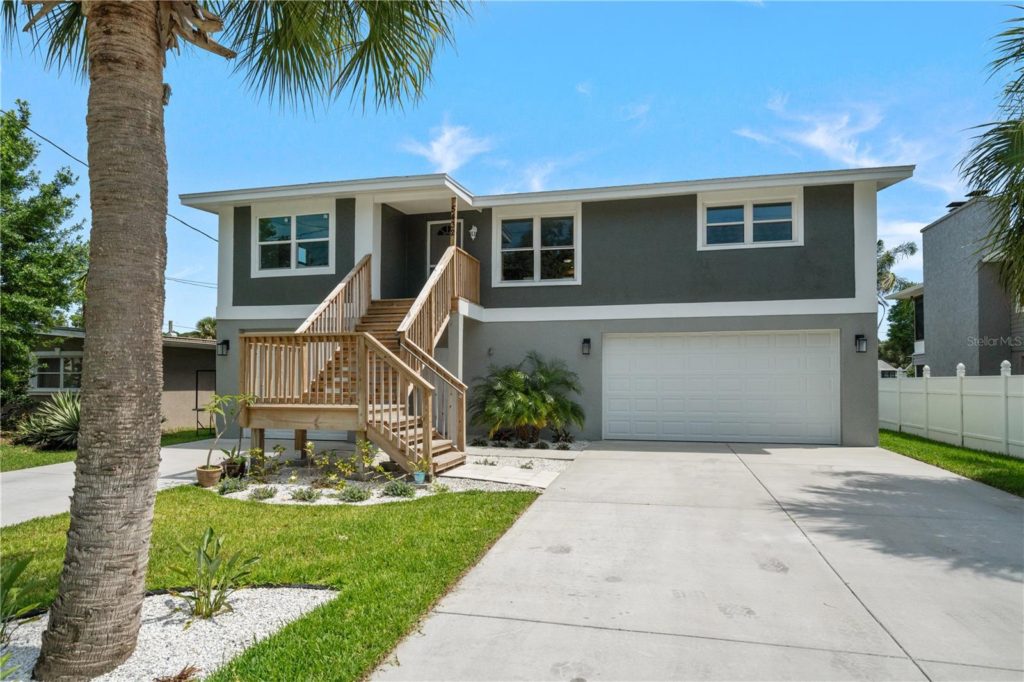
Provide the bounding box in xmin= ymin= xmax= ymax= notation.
xmin=430 ymin=438 xmax=453 ymax=454
xmin=432 ymin=450 xmax=465 ymax=472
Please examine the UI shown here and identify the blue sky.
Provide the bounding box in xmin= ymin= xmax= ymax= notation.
xmin=1 ymin=2 xmax=1010 ymax=333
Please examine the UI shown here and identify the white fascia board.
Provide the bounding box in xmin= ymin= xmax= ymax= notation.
xmin=474 ymin=166 xmax=915 ymax=208
xmin=217 ymin=304 xmax=317 ymax=321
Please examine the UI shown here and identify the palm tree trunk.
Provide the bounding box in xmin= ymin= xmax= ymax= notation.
xmin=33 ymin=2 xmax=167 ymax=679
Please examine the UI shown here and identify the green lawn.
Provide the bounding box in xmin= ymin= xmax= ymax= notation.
xmin=0 ymin=428 xmax=213 ymax=473
xmin=880 ymin=429 xmax=1024 ymax=497
xmin=0 ymin=486 xmax=537 ymax=680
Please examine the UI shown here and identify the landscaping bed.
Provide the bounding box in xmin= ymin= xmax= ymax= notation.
xmin=880 ymin=429 xmax=1024 ymax=497
xmin=0 ymin=485 xmax=537 ymax=681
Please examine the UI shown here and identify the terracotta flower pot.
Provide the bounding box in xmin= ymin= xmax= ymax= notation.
xmin=196 ymin=465 xmax=223 ymax=488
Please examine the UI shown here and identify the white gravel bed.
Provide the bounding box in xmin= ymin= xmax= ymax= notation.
xmin=469 ymin=439 xmax=588 ymax=453
xmin=4 ymin=587 xmax=337 ymax=681
xmin=466 ymin=455 xmax=570 ymax=473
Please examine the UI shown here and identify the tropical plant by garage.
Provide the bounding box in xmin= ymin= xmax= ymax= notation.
xmin=14 ymin=391 xmax=80 ymax=450
xmin=470 ymin=352 xmax=585 ymax=442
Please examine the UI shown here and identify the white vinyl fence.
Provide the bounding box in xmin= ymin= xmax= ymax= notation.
xmin=879 ymin=361 xmax=1024 ymax=458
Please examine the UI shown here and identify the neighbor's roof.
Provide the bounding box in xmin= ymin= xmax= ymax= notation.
xmin=179 ymin=165 xmax=915 ymax=214
xmin=887 ymin=283 xmax=924 ymax=300
xmin=878 ymin=360 xmax=897 ymax=372
xmin=40 ymin=327 xmax=216 ymax=350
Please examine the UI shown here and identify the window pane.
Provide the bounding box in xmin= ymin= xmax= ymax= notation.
xmin=707 ymin=225 xmax=744 ymax=244
xmin=296 ymin=240 xmax=329 ymax=268
xmin=36 ymin=357 xmax=60 ymax=373
xmin=296 ymin=213 xmax=329 ymax=240
xmin=540 ymin=217 xmax=573 ymax=247
xmin=260 ymin=243 xmax=291 ymax=269
xmin=63 ymin=372 xmax=82 ymax=389
xmin=258 ymin=216 xmax=291 ymax=242
xmin=501 ymin=219 xmax=533 ymax=249
xmin=753 ymin=221 xmax=793 ymax=242
xmin=706 ymin=205 xmax=744 ymax=225
xmin=540 ymin=249 xmax=575 ymax=280
xmin=501 ymin=251 xmax=533 ymax=281
xmin=62 ymin=357 xmax=82 ymax=374
xmin=753 ymin=202 xmax=792 ymax=221
xmin=37 ymin=373 xmax=60 ymax=388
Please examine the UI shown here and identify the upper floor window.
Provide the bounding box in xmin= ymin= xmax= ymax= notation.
xmin=251 ymin=203 xmax=335 ymax=278
xmin=30 ymin=352 xmax=82 ymax=392
xmin=493 ymin=204 xmax=581 ymax=287
xmin=697 ymin=188 xmax=803 ymax=251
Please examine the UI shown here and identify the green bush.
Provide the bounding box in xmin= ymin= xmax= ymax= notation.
xmin=14 ymin=391 xmax=80 ymax=450
xmin=171 ymin=528 xmax=259 ymax=619
xmin=469 ymin=352 xmax=584 ymax=442
xmin=248 ymin=485 xmax=276 ymax=501
xmin=556 ymin=442 xmax=571 ymax=451
xmin=336 ymin=485 xmax=371 ymax=502
xmin=290 ymin=487 xmax=321 ymax=503
xmin=513 ymin=439 xmax=532 ymax=449
xmin=218 ymin=477 xmax=247 ymax=496
xmin=382 ymin=480 xmax=416 ymax=498
xmin=470 ymin=436 xmax=488 ymax=447
xmin=534 ymin=441 xmax=550 ymax=450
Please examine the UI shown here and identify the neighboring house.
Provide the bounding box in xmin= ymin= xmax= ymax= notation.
xmin=29 ymin=327 xmax=217 ymax=430
xmin=889 ymin=197 xmax=1024 ymax=377
xmin=878 ymin=360 xmax=897 ymax=379
xmin=180 ymin=165 xmax=911 ymax=472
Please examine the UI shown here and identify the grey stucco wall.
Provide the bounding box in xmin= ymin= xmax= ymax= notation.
xmin=467 ymin=185 xmax=855 ymax=308
xmin=162 ymin=346 xmax=216 ymax=430
xmin=462 ymin=313 xmax=879 ymax=446
xmin=232 ymin=198 xmax=355 ymax=306
xmin=380 ymin=203 xmax=409 ymax=299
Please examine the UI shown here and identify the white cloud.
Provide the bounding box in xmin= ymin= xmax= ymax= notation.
xmin=576 ymin=81 xmax=592 ymax=96
xmin=522 ymin=161 xmax=559 ymax=192
xmin=401 ymin=123 xmax=492 ymax=173
xmin=734 ymin=127 xmax=778 ymax=146
xmin=619 ymin=101 xmax=651 ymax=125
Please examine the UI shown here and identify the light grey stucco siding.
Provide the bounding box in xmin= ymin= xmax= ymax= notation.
xmin=462 ymin=313 xmax=878 ymax=446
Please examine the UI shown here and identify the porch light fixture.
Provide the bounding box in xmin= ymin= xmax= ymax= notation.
xmin=469 ymin=224 xmax=478 ymax=241
xmin=217 ymin=339 xmax=230 ymax=357
xmin=854 ymin=334 xmax=868 ymax=353
xmin=582 ymin=338 xmax=591 ymax=356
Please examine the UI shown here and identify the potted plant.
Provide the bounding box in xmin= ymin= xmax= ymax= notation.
xmin=412 ymin=457 xmax=430 ymax=485
xmin=197 ymin=393 xmax=256 ymax=488
xmin=221 ymin=448 xmax=247 ymax=478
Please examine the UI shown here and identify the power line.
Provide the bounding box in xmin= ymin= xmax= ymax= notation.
xmin=167 ymin=276 xmax=217 ymax=289
xmin=2 ymin=110 xmax=218 ymax=243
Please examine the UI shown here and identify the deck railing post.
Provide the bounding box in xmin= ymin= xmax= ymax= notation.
xmin=357 ymin=334 xmax=368 ymax=431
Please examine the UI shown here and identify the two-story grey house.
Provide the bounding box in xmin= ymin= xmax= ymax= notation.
xmin=180 ymin=165 xmax=911 ymax=474
xmin=890 ymin=196 xmax=1024 ymax=377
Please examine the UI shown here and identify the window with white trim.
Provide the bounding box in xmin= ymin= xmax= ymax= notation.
xmin=29 ymin=352 xmax=82 ymax=391
xmin=698 ymin=189 xmax=803 ymax=250
xmin=494 ymin=208 xmax=581 ymax=286
xmin=252 ymin=207 xmax=334 ymax=277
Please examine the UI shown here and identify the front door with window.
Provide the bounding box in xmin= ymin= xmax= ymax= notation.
xmin=427 ymin=219 xmax=463 ymax=274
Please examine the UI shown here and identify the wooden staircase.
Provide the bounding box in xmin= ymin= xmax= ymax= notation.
xmin=239 ymin=249 xmax=480 ymax=477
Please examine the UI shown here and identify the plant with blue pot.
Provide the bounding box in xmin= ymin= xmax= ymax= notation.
xmin=412 ymin=457 xmax=431 ymax=484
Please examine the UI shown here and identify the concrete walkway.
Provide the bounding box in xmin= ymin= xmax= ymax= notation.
xmin=0 ymin=439 xmax=217 ymax=526
xmin=374 ymin=441 xmax=1024 ymax=681
xmin=440 ymin=463 xmax=561 ymax=488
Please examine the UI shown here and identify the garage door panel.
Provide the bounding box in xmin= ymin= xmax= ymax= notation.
xmin=603 ymin=331 xmax=840 ymax=444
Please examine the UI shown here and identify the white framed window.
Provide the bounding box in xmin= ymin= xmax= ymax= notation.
xmin=492 ymin=203 xmax=582 ymax=287
xmin=251 ymin=200 xmax=335 ymax=278
xmin=29 ymin=351 xmax=82 ymax=392
xmin=697 ymin=187 xmax=803 ymax=251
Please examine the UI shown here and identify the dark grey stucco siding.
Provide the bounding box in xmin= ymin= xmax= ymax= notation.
xmin=475 ymin=184 xmax=855 ymax=308
xmin=380 ymin=203 xmax=409 ymax=299
xmin=232 ymin=198 xmax=355 ymax=306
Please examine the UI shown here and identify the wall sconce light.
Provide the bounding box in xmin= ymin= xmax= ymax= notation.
xmin=469 ymin=225 xmax=478 ymax=241
xmin=581 ymin=338 xmax=591 ymax=356
xmin=854 ymin=334 xmax=867 ymax=353
xmin=217 ymin=339 xmax=230 ymax=357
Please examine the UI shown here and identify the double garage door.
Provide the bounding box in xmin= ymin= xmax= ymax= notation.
xmin=603 ymin=330 xmax=840 ymax=444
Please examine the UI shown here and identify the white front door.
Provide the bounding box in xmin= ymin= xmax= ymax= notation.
xmin=426 ymin=219 xmax=463 ymax=273
xmin=602 ymin=330 xmax=841 ymax=444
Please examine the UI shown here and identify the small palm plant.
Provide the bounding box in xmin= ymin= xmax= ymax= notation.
xmin=15 ymin=391 xmax=81 ymax=450
xmin=470 ymin=352 xmax=585 ymax=442
xmin=172 ymin=528 xmax=259 ymax=620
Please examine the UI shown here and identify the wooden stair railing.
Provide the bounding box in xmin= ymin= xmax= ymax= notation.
xmin=239 ymin=332 xmax=360 ymax=405
xmin=397 ymin=246 xmax=480 ymax=354
xmin=400 ymin=338 xmax=467 ymax=453
xmin=296 ymin=253 xmax=372 ymax=334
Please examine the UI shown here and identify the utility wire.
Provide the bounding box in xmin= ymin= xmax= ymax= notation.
xmin=2 ymin=110 xmax=218 ymax=243
xmin=167 ymin=276 xmax=217 ymax=289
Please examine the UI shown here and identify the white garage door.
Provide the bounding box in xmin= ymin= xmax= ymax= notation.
xmin=603 ymin=331 xmax=840 ymax=444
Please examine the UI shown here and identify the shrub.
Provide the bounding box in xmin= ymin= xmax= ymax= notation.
xmin=14 ymin=391 xmax=80 ymax=450
xmin=534 ymin=441 xmax=550 ymax=450
xmin=470 ymin=436 xmax=488 ymax=447
xmin=335 ymin=485 xmax=371 ymax=502
xmin=556 ymin=442 xmax=571 ymax=451
xmin=477 ymin=457 xmax=499 ymax=467
xmin=248 ymin=485 xmax=276 ymax=501
xmin=217 ymin=477 xmax=247 ymax=495
xmin=290 ymin=487 xmax=321 ymax=503
xmin=490 ymin=440 xmax=507 ymax=448
xmin=172 ymin=528 xmax=259 ymax=619
xmin=513 ymin=439 xmax=532 ymax=449
xmin=382 ymin=480 xmax=416 ymax=498
xmin=469 ymin=352 xmax=584 ymax=442
xmin=520 ymin=460 xmax=535 ymax=470
xmin=430 ymin=482 xmax=451 ymax=494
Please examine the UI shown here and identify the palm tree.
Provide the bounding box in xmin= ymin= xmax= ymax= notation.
xmin=192 ymin=315 xmax=216 ymax=339
xmin=3 ymin=2 xmax=468 ymax=678
xmin=960 ymin=12 xmax=1024 ymax=302
xmin=876 ymin=239 xmax=918 ymax=323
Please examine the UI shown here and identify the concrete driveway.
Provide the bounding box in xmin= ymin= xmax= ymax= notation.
xmin=374 ymin=442 xmax=1024 ymax=681
xmin=0 ymin=439 xmax=216 ymax=526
